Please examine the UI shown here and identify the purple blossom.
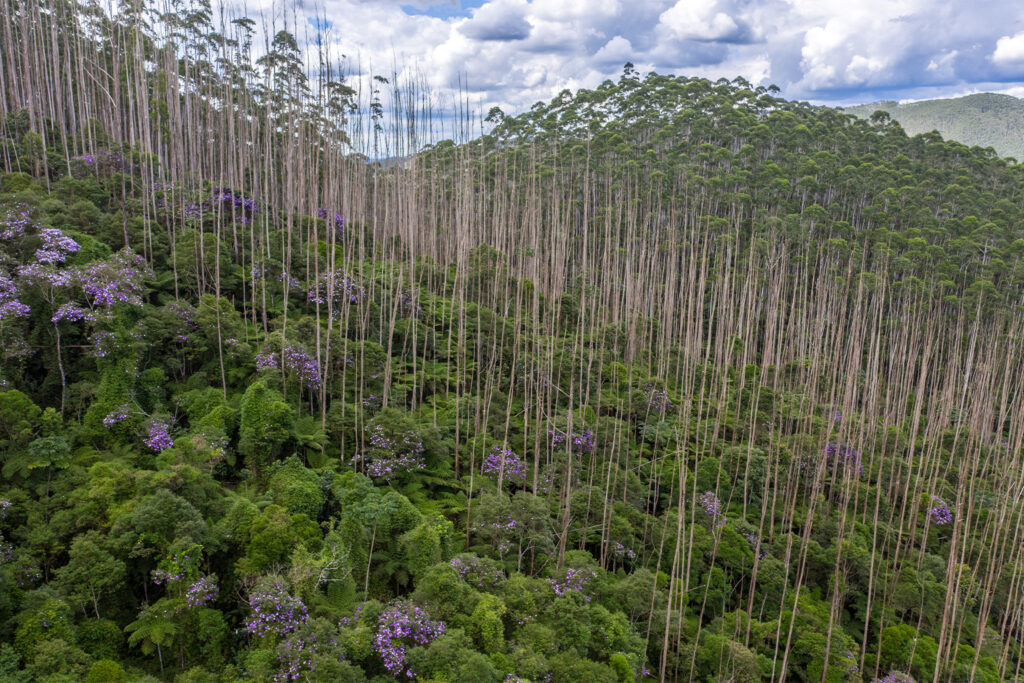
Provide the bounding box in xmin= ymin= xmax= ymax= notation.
xmin=184 ymin=187 xmax=258 ymax=225
xmin=316 ymin=208 xmax=345 ymax=236
xmin=611 ymin=542 xmax=636 ymax=560
xmin=90 ymin=331 xmax=115 ymax=358
xmin=278 ymin=272 xmax=301 ymax=290
xmin=274 ymin=624 xmax=337 ymax=682
xmin=282 ymin=345 xmax=320 ymax=389
xmin=79 ymin=251 xmax=150 ymax=308
xmin=399 ymin=289 xmax=421 ymax=315
xmin=743 ymin=532 xmax=768 ymax=559
xmin=0 ymin=204 xmax=33 ymax=239
xmin=255 ymin=349 xmax=278 ymax=369
xmin=549 ymin=566 xmax=596 ymax=601
xmin=103 ymin=404 xmax=131 ymax=428
xmin=307 ymin=270 xmax=363 ymax=313
xmin=823 ymin=442 xmax=862 ymax=475
xmin=872 ymin=673 xmax=915 ymax=683
xmin=35 ymin=228 xmax=80 ymax=264
xmin=354 ymin=424 xmax=426 ymax=481
xmin=482 ymin=446 xmax=527 ymax=485
xmin=0 ymin=275 xmax=18 ymax=301
xmin=549 ymin=427 xmax=595 ymax=454
xmin=71 ymin=151 xmax=122 ymax=176
xmin=929 ymin=496 xmax=953 ymax=526
xmin=643 ymin=384 xmax=673 ymax=412
xmin=450 ymin=555 xmax=505 ymax=589
xmin=15 ymin=563 xmax=41 ymax=588
xmin=0 ymin=274 xmax=29 ymax=321
xmin=51 ymin=302 xmax=94 ymax=322
xmin=144 ymin=421 xmax=173 ymax=452
xmin=698 ymin=491 xmax=726 ymax=528
xmin=167 ymin=302 xmax=198 ymax=328
xmin=152 ymin=567 xmax=185 ymax=585
xmin=246 ymin=582 xmax=308 ymax=638
xmin=0 ymin=300 xmax=30 ymax=321
xmin=373 ymin=600 xmax=445 ymax=677
xmin=254 ymin=345 xmax=320 ymax=389
xmin=185 ymin=575 xmax=218 ymax=607
xmin=17 ymin=262 xmax=75 ymax=287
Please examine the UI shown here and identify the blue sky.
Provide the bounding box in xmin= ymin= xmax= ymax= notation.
xmin=265 ymin=0 xmax=1024 ymax=116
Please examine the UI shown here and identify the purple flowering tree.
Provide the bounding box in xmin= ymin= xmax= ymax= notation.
xmin=822 ymin=442 xmax=863 ymax=476
xmin=273 ymin=618 xmax=342 ymax=682
xmin=181 ymin=186 xmax=259 ymax=226
xmin=550 ymin=427 xmax=595 ymax=455
xmin=698 ymin=491 xmax=727 ymax=529
xmin=0 ymin=272 xmax=31 ymax=381
xmin=14 ymin=226 xmax=150 ymax=412
xmin=144 ymin=420 xmax=174 ymax=452
xmin=482 ymin=445 xmax=527 ymax=490
xmin=246 ymin=579 xmax=309 ymax=640
xmin=70 ymin=150 xmax=124 ymax=178
xmin=449 ymin=554 xmax=506 ymax=589
xmin=928 ymin=496 xmax=953 ymax=526
xmin=548 ymin=565 xmax=597 ymax=602
xmin=353 ymin=424 xmax=426 ymax=483
xmin=743 ymin=531 xmax=768 ymax=559
xmin=255 ymin=343 xmax=321 ymax=393
xmin=306 ymin=269 xmax=363 ymax=319
xmin=128 ymin=544 xmax=216 ymax=668
xmin=4 ymin=208 xmax=83 ymax=409
xmin=316 ymin=208 xmax=345 ymax=238
xmin=373 ymin=599 xmax=445 ymax=677
xmin=642 ymin=383 xmax=674 ymax=414
xmin=151 ymin=545 xmax=216 ymax=608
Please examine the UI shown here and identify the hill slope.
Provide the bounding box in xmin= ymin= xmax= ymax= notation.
xmin=4 ymin=2 xmax=1024 ymax=681
xmin=843 ymin=92 xmax=1024 ymax=160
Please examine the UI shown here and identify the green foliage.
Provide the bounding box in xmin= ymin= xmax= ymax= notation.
xmin=54 ymin=531 xmax=126 ymax=617
xmin=4 ymin=38 xmax=1024 ymax=683
xmin=268 ymin=456 xmax=324 ymax=519
xmin=844 ymin=93 xmax=1024 ymax=160
xmin=14 ymin=596 xmax=75 ymax=659
xmin=85 ymin=659 xmax=126 ymax=682
xmin=238 ymin=380 xmax=294 ymax=471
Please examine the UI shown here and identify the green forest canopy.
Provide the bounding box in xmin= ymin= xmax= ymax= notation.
xmin=1 ymin=2 xmax=1024 ymax=682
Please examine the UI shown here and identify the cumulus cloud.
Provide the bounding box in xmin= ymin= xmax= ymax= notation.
xmin=993 ymin=32 xmax=1024 ymax=64
xmin=593 ymin=36 xmax=635 ymax=66
xmin=657 ymin=0 xmax=746 ymax=43
xmin=458 ymin=0 xmax=532 ymax=41
xmin=229 ymin=0 xmax=1024 ymax=118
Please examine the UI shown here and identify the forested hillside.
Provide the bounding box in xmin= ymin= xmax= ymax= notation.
xmin=843 ymin=93 xmax=1024 ymax=162
xmin=3 ymin=2 xmax=1024 ymax=682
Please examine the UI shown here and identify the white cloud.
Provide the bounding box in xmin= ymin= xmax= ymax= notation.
xmin=219 ymin=0 xmax=1024 ymax=121
xmin=926 ymin=49 xmax=958 ymax=76
xmin=593 ymin=36 xmax=635 ymax=65
xmin=458 ymin=0 xmax=532 ymax=41
xmin=845 ymin=54 xmax=886 ymax=84
xmin=658 ymin=0 xmax=741 ymax=42
xmin=993 ymin=32 xmax=1024 ymax=64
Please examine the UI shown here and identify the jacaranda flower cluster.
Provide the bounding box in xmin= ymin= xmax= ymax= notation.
xmin=373 ymin=600 xmax=445 ymax=677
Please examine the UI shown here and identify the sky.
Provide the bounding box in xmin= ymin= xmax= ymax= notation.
xmin=253 ymin=0 xmax=1024 ymax=118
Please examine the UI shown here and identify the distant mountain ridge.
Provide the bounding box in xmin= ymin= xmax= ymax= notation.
xmin=843 ymin=92 xmax=1024 ymax=161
